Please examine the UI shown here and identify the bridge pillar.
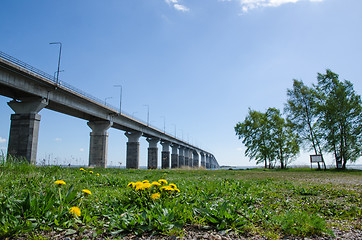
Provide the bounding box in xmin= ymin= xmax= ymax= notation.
xmin=171 ymin=144 xmax=179 ymax=168
xmin=193 ymin=151 xmax=199 ymax=168
xmin=161 ymin=140 xmax=171 ymax=169
xmin=206 ymin=154 xmax=210 ymax=169
xmin=200 ymin=152 xmax=206 ymax=168
xmin=7 ymin=98 xmax=48 ymax=164
xmin=188 ymin=149 xmax=193 ymax=168
xmin=146 ymin=137 xmax=159 ymax=169
xmin=125 ymin=131 xmax=142 ymax=169
xmin=87 ymin=120 xmax=113 ymax=168
xmin=184 ymin=148 xmax=189 ymax=167
xmin=178 ymin=146 xmax=185 ymax=168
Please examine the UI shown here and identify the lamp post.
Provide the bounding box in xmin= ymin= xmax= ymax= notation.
xmin=49 ymin=42 xmax=62 ymax=84
xmin=172 ymin=124 xmax=177 ymax=137
xmin=143 ymin=104 xmax=149 ymax=126
xmin=105 ymin=97 xmax=112 ymax=105
xmin=114 ymin=85 xmax=122 ymax=114
xmin=160 ymin=116 xmax=166 ymax=133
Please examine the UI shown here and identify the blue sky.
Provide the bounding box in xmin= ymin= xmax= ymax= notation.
xmin=0 ymin=0 xmax=361 ymax=167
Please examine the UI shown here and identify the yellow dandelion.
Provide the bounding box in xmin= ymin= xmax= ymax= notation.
xmin=82 ymin=189 xmax=92 ymax=195
xmin=96 ymin=173 xmax=100 ymax=176
xmin=174 ymin=188 xmax=180 ymax=192
xmin=54 ymin=180 xmax=66 ymax=186
xmin=160 ymin=186 xmax=174 ymax=192
xmin=158 ymin=179 xmax=168 ymax=185
xmin=151 ymin=181 xmax=161 ymax=187
xmin=69 ymin=206 xmax=81 ymax=217
xmin=142 ymin=180 xmax=149 ymax=183
xmin=151 ymin=193 xmax=161 ymax=200
xmin=80 ymin=168 xmax=85 ymax=171
xmin=127 ymin=182 xmax=135 ymax=188
xmin=169 ymin=183 xmax=177 ymax=189
xmin=135 ymin=184 xmax=146 ymax=191
xmin=143 ymin=182 xmax=152 ymax=189
xmin=89 ymin=171 xmax=94 ymax=174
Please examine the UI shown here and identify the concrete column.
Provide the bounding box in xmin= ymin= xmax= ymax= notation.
xmin=161 ymin=140 xmax=171 ymax=169
xmin=188 ymin=150 xmax=193 ymax=168
xmin=125 ymin=131 xmax=142 ymax=169
xmin=184 ymin=148 xmax=189 ymax=167
xmin=146 ymin=137 xmax=159 ymax=169
xmin=178 ymin=146 xmax=185 ymax=167
xmin=171 ymin=144 xmax=179 ymax=168
xmin=193 ymin=151 xmax=199 ymax=168
xmin=206 ymin=154 xmax=210 ymax=169
xmin=200 ymin=152 xmax=206 ymax=168
xmin=7 ymin=98 xmax=48 ymax=164
xmin=87 ymin=120 xmax=113 ymax=168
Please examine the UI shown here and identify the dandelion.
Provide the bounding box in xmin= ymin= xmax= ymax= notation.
xmin=127 ymin=182 xmax=135 ymax=188
xmin=151 ymin=193 xmax=161 ymax=200
xmin=135 ymin=184 xmax=146 ymax=191
xmin=69 ymin=206 xmax=81 ymax=217
xmin=82 ymin=189 xmax=92 ymax=195
xmin=142 ymin=180 xmax=149 ymax=183
xmin=160 ymin=186 xmax=174 ymax=192
xmin=169 ymin=183 xmax=177 ymax=189
xmin=80 ymin=168 xmax=85 ymax=171
xmin=54 ymin=180 xmax=66 ymax=186
xmin=89 ymin=171 xmax=94 ymax=174
xmin=143 ymin=182 xmax=152 ymax=189
xmin=158 ymin=179 xmax=168 ymax=185
xmin=151 ymin=181 xmax=161 ymax=187
xmin=96 ymin=173 xmax=100 ymax=176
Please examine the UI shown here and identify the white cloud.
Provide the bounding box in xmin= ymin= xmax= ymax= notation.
xmin=80 ymin=148 xmax=84 ymax=152
xmin=237 ymin=0 xmax=324 ymax=13
xmin=174 ymin=4 xmax=190 ymax=12
xmin=54 ymin=137 xmax=62 ymax=142
xmin=0 ymin=137 xmax=6 ymax=144
xmin=164 ymin=0 xmax=190 ymax=12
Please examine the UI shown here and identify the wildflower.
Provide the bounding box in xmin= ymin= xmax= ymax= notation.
xmin=169 ymin=183 xmax=177 ymax=189
xmin=54 ymin=180 xmax=66 ymax=186
xmin=69 ymin=206 xmax=81 ymax=217
xmin=96 ymin=173 xmax=100 ymax=176
xmin=142 ymin=180 xmax=149 ymax=183
xmin=127 ymin=182 xmax=135 ymax=188
xmin=82 ymin=189 xmax=92 ymax=195
xmin=151 ymin=193 xmax=161 ymax=200
xmin=158 ymin=179 xmax=168 ymax=185
xmin=151 ymin=181 xmax=161 ymax=187
xmin=160 ymin=186 xmax=174 ymax=192
xmin=80 ymin=168 xmax=85 ymax=171
xmin=174 ymin=188 xmax=180 ymax=192
xmin=143 ymin=182 xmax=152 ymax=189
xmin=135 ymin=184 xmax=146 ymax=191
xmin=89 ymin=171 xmax=94 ymax=174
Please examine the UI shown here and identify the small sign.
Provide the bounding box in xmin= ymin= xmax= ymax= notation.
xmin=310 ymin=155 xmax=323 ymax=163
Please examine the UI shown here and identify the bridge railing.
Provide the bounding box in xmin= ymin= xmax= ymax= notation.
xmin=0 ymin=50 xmax=195 ymax=144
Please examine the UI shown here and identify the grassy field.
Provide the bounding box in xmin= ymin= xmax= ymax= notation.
xmin=0 ymin=161 xmax=361 ymax=239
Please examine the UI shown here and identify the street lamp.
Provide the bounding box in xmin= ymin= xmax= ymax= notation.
xmin=114 ymin=85 xmax=122 ymax=114
xmin=54 ymin=70 xmax=64 ymax=83
xmin=143 ymin=104 xmax=149 ymax=126
xmin=105 ymin=97 xmax=112 ymax=105
xmin=160 ymin=116 xmax=166 ymax=133
xmin=49 ymin=42 xmax=62 ymax=84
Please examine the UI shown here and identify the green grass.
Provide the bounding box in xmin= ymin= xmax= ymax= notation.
xmin=0 ymin=159 xmax=361 ymax=239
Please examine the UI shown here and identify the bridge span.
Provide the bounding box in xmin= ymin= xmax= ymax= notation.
xmin=0 ymin=51 xmax=219 ymax=169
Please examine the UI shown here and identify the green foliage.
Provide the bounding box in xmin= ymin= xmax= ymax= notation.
xmin=316 ymin=69 xmax=362 ymax=168
xmin=1 ymin=164 xmax=361 ymax=238
xmin=235 ymin=108 xmax=300 ymax=168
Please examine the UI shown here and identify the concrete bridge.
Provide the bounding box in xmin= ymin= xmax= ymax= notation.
xmin=0 ymin=51 xmax=219 ymax=169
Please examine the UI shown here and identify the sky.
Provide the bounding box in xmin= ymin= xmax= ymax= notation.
xmin=0 ymin=0 xmax=361 ymax=168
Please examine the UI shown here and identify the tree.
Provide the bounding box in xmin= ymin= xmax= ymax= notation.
xmin=316 ymin=69 xmax=362 ymax=169
xmin=234 ymin=109 xmax=275 ymax=168
xmin=285 ymin=80 xmax=326 ymax=169
xmin=235 ymin=108 xmax=300 ymax=169
xmin=266 ymin=108 xmax=300 ymax=169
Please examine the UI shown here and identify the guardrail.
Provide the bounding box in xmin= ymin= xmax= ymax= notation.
xmin=0 ymin=50 xmax=197 ymax=145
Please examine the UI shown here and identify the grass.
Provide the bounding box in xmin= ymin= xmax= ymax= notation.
xmin=0 ymin=159 xmax=361 ymax=239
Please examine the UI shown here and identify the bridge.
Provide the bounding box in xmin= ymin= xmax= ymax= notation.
xmin=0 ymin=51 xmax=219 ymax=169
